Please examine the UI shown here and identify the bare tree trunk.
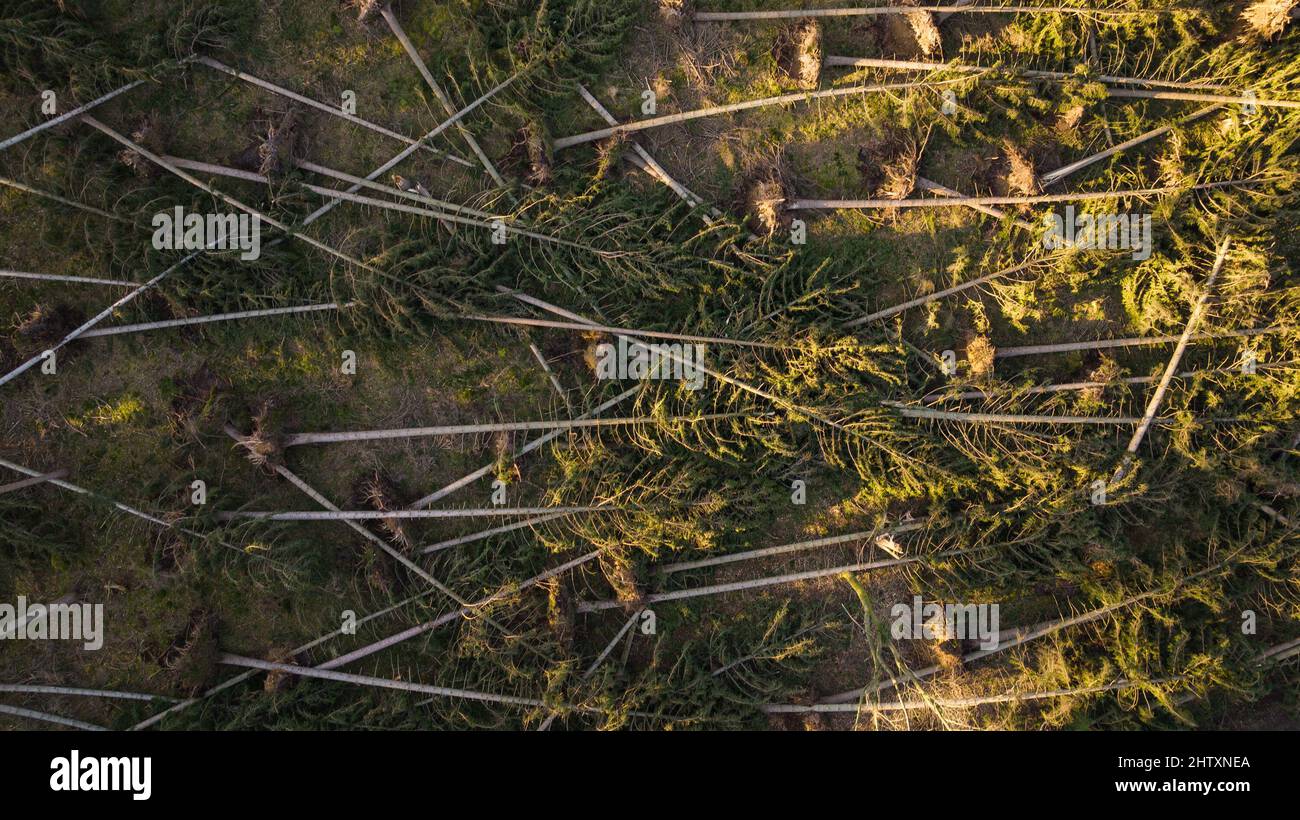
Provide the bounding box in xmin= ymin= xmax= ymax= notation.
xmin=767 ymin=678 xmax=1166 ymax=713
xmin=891 ymin=406 xmax=1149 ymax=425
xmin=695 ymin=6 xmax=1173 ymax=22
xmin=0 ymin=684 xmax=177 ymax=702
xmin=915 ymin=176 xmax=1037 ymax=228
xmin=379 ymin=5 xmax=509 ymax=186
xmin=0 ymin=456 xmax=253 ymax=560
xmin=0 ymin=469 xmax=68 ymax=496
xmin=845 ymin=258 xmax=1044 ymax=327
xmin=82 ymin=116 xmax=377 ymax=273
xmin=659 ymin=521 xmax=925 ymax=574
xmin=935 ymin=0 xmax=977 ymax=22
xmin=821 ymin=552 xmax=1243 ymax=704
xmin=1108 ymin=87 xmax=1300 ymax=110
xmin=317 ymin=550 xmax=601 ymax=670
xmin=296 ymin=67 xmax=521 ymax=226
xmin=923 ymin=362 xmax=1293 ymax=402
xmin=81 ymin=303 xmax=346 ymax=339
xmin=1113 ymin=239 xmax=1231 ymax=482
xmin=131 ymin=591 xmax=433 ymax=730
xmin=301 ymin=183 xmax=597 ymax=252
xmin=407 ymin=386 xmax=640 ymax=509
xmin=555 ymin=78 xmax=960 ymax=149
xmin=0 ymin=79 xmax=146 ymax=152
xmin=791 ymin=179 xmax=1255 ymax=210
xmin=1 ymin=269 xmax=143 ymax=287
xmin=225 ymin=426 xmax=473 ymax=590
xmin=825 ymin=55 xmax=1235 ymax=93
xmin=217 ymin=506 xmax=624 ymax=522
xmin=576 ymin=83 xmax=738 ymax=231
xmin=280 ymin=412 xmax=751 ymax=447
xmin=196 ymin=56 xmax=473 ymax=167
xmin=223 ymin=424 xmax=557 ymax=664
xmin=0 ymin=703 xmax=105 ymax=731
xmin=220 ymin=654 xmax=551 ymax=709
xmin=420 ymin=511 xmax=573 ymax=554
xmin=1254 ymin=502 xmax=1293 ymax=529
xmin=464 ymin=313 xmax=780 ymax=348
xmin=161 ymin=153 xmax=500 ymax=226
xmin=1042 ymin=105 xmax=1221 ymax=187
xmin=529 ymin=343 xmax=572 ymax=410
xmin=538 ymin=609 xmax=640 ymax=730
xmin=159 ymin=156 xmax=267 ymax=183
xmin=0 ymin=247 xmax=195 ymax=387
xmin=793 ymin=636 xmax=1300 ymax=712
xmin=0 ymin=175 xmax=126 ymax=222
xmin=995 ymin=326 xmax=1278 ymax=358
xmin=502 ymin=288 xmax=861 ymax=438
xmin=297 ymin=159 xmax=498 ymax=219
xmin=578 ymin=547 xmax=980 ymax=613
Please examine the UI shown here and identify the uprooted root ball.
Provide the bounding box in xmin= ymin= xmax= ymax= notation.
xmin=149 ymin=532 xmax=190 ymax=576
xmin=657 ymin=0 xmax=691 ymax=27
xmin=593 ymin=133 xmax=629 ymax=180
xmin=262 ymin=647 xmax=301 ymax=694
xmin=1241 ymin=0 xmax=1299 ymax=40
xmin=359 ymin=470 xmax=413 ymax=551
xmin=162 ymin=610 xmax=221 ymax=697
xmin=1079 ymin=356 xmax=1123 ymax=406
xmin=232 ymin=402 xmax=285 ymax=470
xmin=350 ymin=0 xmax=386 ymax=24
xmin=966 ymin=335 xmax=997 ymax=379
xmin=923 ymin=605 xmax=966 ymax=671
xmin=600 ymin=549 xmax=647 ymax=612
xmin=1002 ymin=139 xmax=1041 ymax=197
xmin=511 ymin=121 xmax=553 ymax=187
xmin=258 ymin=107 xmax=301 ymax=178
xmin=364 ymin=551 xmax=398 ymax=595
xmin=857 ymin=129 xmax=924 ymax=200
xmin=877 ymin=0 xmax=942 ymax=59
xmin=774 ymin=20 xmax=822 ymax=90
xmin=546 ymin=579 xmax=576 ymax=653
xmin=1055 ymin=104 xmax=1087 ymax=136
xmin=743 ymin=176 xmax=792 ymax=237
xmin=116 ymin=115 xmax=165 ymax=178
xmin=14 ymin=304 xmax=85 ymax=354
